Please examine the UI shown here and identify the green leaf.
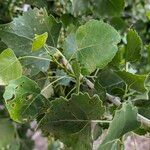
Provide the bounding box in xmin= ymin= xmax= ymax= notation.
xmin=94 ymin=0 xmax=125 ymax=17
xmin=0 ymin=40 xmax=7 ymax=52
xmin=0 ymin=8 xmax=61 ymax=74
xmin=147 ymin=45 xmax=150 ymax=64
xmin=26 ymin=0 xmax=48 ymax=8
xmin=116 ymin=71 xmax=147 ymax=93
xmin=72 ymin=60 xmax=81 ymax=93
xmin=94 ymin=80 xmax=106 ymax=101
xmin=96 ymin=69 xmax=126 ymax=97
xmin=0 ymin=118 xmax=20 ymax=150
xmin=63 ymin=33 xmax=77 ymax=59
xmin=138 ymin=107 xmax=150 ymax=120
xmin=110 ymin=17 xmax=127 ymax=31
xmin=0 ymin=49 xmax=22 ymax=85
xmin=99 ymin=103 xmax=140 ymax=149
xmin=3 ymin=76 xmax=47 ymax=123
xmin=72 ymin=0 xmax=89 ymax=16
xmin=32 ymin=32 xmax=48 ymax=52
xmin=98 ymin=139 xmax=122 ymax=150
xmin=61 ymin=125 xmax=91 ymax=150
xmin=64 ymin=20 xmax=120 ymax=75
xmin=55 ymin=69 xmax=73 ymax=86
xmin=125 ymin=29 xmax=142 ymax=62
xmin=39 ymin=92 xmax=105 ymax=148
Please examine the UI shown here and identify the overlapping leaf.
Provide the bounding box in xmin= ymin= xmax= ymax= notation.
xmin=125 ymin=29 xmax=142 ymax=62
xmin=64 ymin=20 xmax=121 ymax=75
xmin=0 ymin=49 xmax=22 ymax=85
xmin=3 ymin=76 xmax=48 ymax=123
xmin=39 ymin=92 xmax=105 ymax=148
xmin=116 ymin=71 xmax=147 ymax=93
xmin=99 ymin=103 xmax=140 ymax=149
xmin=0 ymin=8 xmax=61 ymax=74
xmin=0 ymin=118 xmax=20 ymax=150
xmin=94 ymin=0 xmax=125 ymax=17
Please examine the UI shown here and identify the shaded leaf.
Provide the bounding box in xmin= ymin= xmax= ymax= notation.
xmin=0 ymin=40 xmax=7 ymax=52
xmin=110 ymin=17 xmax=127 ymax=31
xmin=39 ymin=92 xmax=105 ymax=149
xmin=55 ymin=69 xmax=73 ymax=86
xmin=0 ymin=118 xmax=20 ymax=150
xmin=3 ymin=76 xmax=48 ymax=123
xmin=0 ymin=8 xmax=61 ymax=74
xmin=63 ymin=33 xmax=77 ymax=59
xmin=72 ymin=60 xmax=81 ymax=93
xmin=94 ymin=0 xmax=125 ymax=17
xmin=0 ymin=49 xmax=22 ymax=85
xmin=125 ymin=29 xmax=142 ymax=62
xmin=72 ymin=0 xmax=89 ymax=16
xmin=96 ymin=69 xmax=126 ymax=97
xmin=116 ymin=71 xmax=147 ymax=93
xmin=94 ymin=80 xmax=106 ymax=101
xmin=98 ymin=139 xmax=122 ymax=150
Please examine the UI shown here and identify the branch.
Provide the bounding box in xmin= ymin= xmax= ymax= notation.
xmin=46 ymin=46 xmax=150 ymax=127
xmin=84 ymin=77 xmax=150 ymax=127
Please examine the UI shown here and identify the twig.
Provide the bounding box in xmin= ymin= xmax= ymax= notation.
xmin=45 ymin=46 xmax=150 ymax=127
xmin=84 ymin=76 xmax=150 ymax=127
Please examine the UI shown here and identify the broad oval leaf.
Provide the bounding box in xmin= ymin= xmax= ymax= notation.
xmin=0 ymin=49 xmax=22 ymax=85
xmin=64 ymin=20 xmax=121 ymax=75
xmin=3 ymin=76 xmax=47 ymax=123
xmin=40 ymin=92 xmax=105 ymax=135
xmin=39 ymin=92 xmax=105 ymax=149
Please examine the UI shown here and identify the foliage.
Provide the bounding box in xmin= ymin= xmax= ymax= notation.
xmin=0 ymin=0 xmax=150 ymax=150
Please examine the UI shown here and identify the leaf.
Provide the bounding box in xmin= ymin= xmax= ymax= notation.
xmin=96 ymin=69 xmax=126 ymax=97
xmin=99 ymin=103 xmax=140 ymax=149
xmin=26 ymin=0 xmax=48 ymax=8
xmin=94 ymin=0 xmax=125 ymax=17
xmin=61 ymin=125 xmax=91 ymax=150
xmin=99 ymin=139 xmax=122 ymax=150
xmin=110 ymin=17 xmax=127 ymax=31
xmin=147 ymin=45 xmax=150 ymax=64
xmin=3 ymin=76 xmax=48 ymax=123
xmin=72 ymin=60 xmax=81 ymax=93
xmin=138 ymin=107 xmax=150 ymax=120
xmin=145 ymin=72 xmax=150 ymax=91
xmin=0 ymin=8 xmax=61 ymax=74
xmin=63 ymin=33 xmax=78 ymax=59
xmin=94 ymin=80 xmax=106 ymax=101
xmin=72 ymin=0 xmax=89 ymax=16
xmin=64 ymin=20 xmax=121 ymax=75
xmin=32 ymin=32 xmax=48 ymax=52
xmin=110 ymin=46 xmax=124 ymax=68
xmin=125 ymin=29 xmax=142 ymax=62
xmin=0 ymin=40 xmax=7 ymax=52
xmin=116 ymin=71 xmax=147 ymax=93
xmin=55 ymin=69 xmax=73 ymax=86
xmin=0 ymin=49 xmax=22 ymax=85
xmin=0 ymin=118 xmax=20 ymax=150
xmin=39 ymin=92 xmax=105 ymax=148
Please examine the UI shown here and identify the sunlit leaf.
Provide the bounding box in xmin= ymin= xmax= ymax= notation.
xmin=0 ymin=49 xmax=22 ymax=85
